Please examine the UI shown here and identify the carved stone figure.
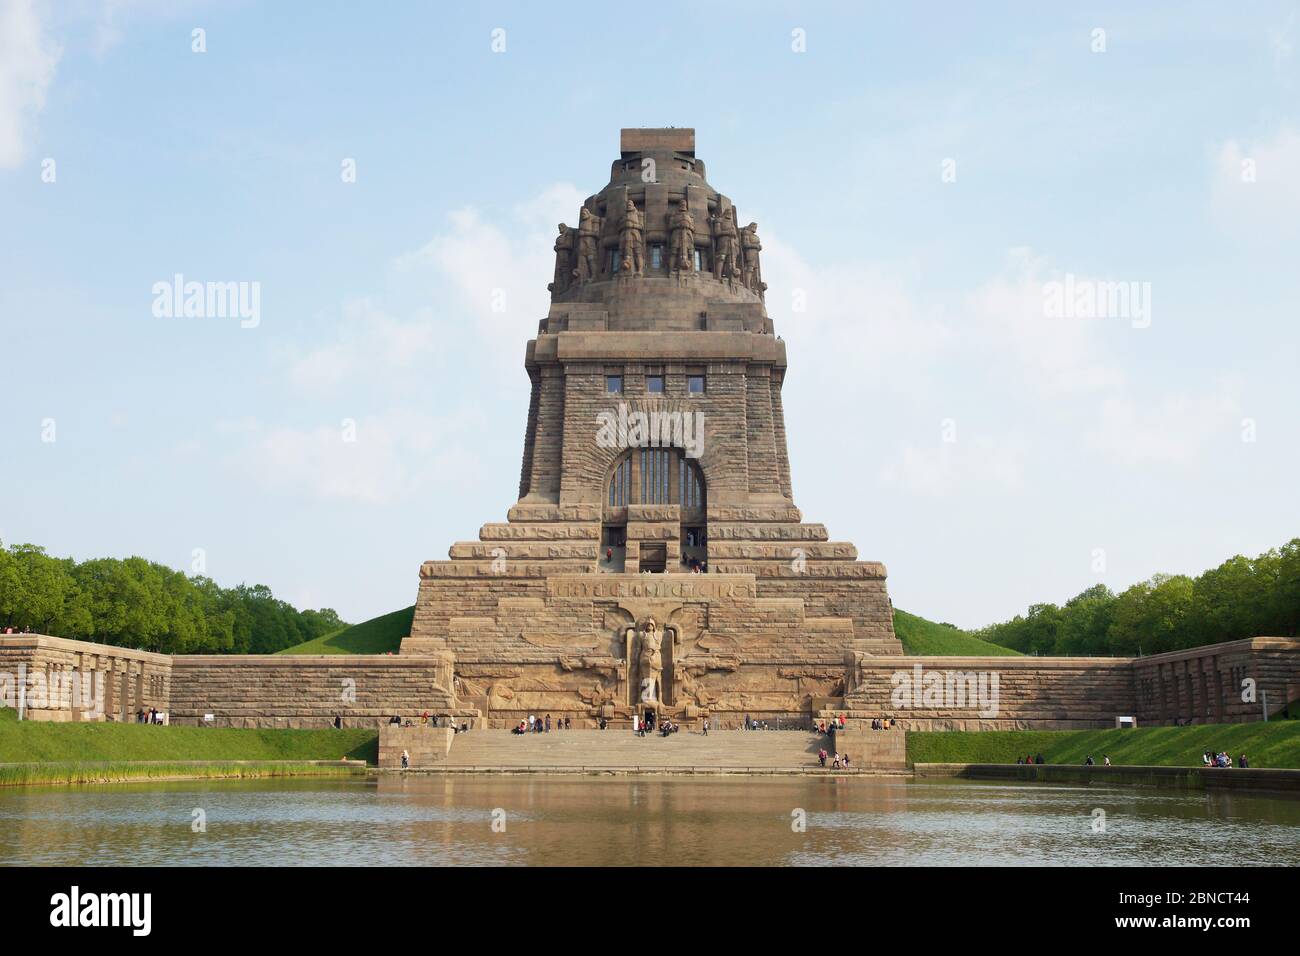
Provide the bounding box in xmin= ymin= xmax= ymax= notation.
xmin=668 ymin=198 xmax=695 ymax=275
xmin=741 ymin=221 xmax=765 ymax=293
xmin=618 ymin=199 xmax=644 ymax=276
xmin=637 ymin=617 xmax=663 ymax=703
xmin=575 ymin=207 xmax=603 ymax=284
xmin=548 ymin=223 xmax=574 ymax=294
xmin=710 ymin=206 xmax=740 ymax=283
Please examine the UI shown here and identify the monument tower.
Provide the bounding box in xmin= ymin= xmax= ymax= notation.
xmin=404 ymin=129 xmax=900 ymax=727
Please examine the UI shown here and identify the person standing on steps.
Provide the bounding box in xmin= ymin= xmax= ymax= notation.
xmin=400 ymin=750 xmax=410 ymax=770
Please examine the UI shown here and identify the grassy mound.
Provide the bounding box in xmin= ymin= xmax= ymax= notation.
xmin=275 ymin=605 xmax=1011 ymax=658
xmin=0 ymin=707 xmax=378 ymax=764
xmin=893 ymin=609 xmax=1021 ymax=656
xmin=907 ymin=720 xmax=1300 ymax=769
xmin=275 ymin=605 xmax=414 ymax=655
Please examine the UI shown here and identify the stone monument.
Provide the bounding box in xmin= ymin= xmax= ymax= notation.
xmin=403 ymin=128 xmax=900 ymax=728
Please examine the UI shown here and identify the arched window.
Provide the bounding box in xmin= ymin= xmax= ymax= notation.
xmin=609 ymin=455 xmax=631 ymax=507
xmin=605 ymin=449 xmax=705 ymax=511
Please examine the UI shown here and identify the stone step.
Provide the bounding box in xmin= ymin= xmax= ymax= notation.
xmin=438 ymin=729 xmax=898 ymax=770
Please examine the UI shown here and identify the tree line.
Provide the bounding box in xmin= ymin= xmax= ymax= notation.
xmin=0 ymin=541 xmax=347 ymax=654
xmin=972 ymin=538 xmax=1300 ymax=656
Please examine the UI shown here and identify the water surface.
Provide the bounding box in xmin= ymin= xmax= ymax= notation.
xmin=2 ymin=775 xmax=1296 ymax=866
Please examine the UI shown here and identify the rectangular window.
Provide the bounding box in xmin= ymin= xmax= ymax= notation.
xmin=687 ymin=375 xmax=705 ymax=394
xmin=606 ymin=375 xmax=623 ymax=394
xmin=694 ymin=248 xmax=704 ymax=272
xmin=609 ymin=250 xmax=620 ymax=273
xmin=647 ymin=375 xmax=664 ymax=394
xmin=650 ymin=245 xmax=664 ymax=270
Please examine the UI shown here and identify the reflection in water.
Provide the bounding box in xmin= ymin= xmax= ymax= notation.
xmin=1 ymin=775 xmax=1297 ymax=866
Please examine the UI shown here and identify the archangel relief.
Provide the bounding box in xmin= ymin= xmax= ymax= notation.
xmin=637 ymin=617 xmax=663 ymax=703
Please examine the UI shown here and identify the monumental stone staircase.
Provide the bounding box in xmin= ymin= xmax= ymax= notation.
xmin=393 ymin=728 xmax=909 ymax=771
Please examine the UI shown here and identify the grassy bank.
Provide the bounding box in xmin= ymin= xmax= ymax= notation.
xmin=0 ymin=760 xmax=365 ymax=788
xmin=0 ymin=708 xmax=379 ymax=764
xmin=276 ymin=605 xmax=413 ymax=655
xmin=907 ymin=721 xmax=1300 ymax=769
xmin=893 ymin=609 xmax=1021 ymax=656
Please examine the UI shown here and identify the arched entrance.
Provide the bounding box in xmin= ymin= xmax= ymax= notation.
xmin=600 ymin=448 xmax=707 ymax=573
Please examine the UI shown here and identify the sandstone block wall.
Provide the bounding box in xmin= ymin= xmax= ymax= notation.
xmin=4 ymin=634 xmax=1294 ymax=733
xmin=166 ymin=655 xmax=458 ymax=729
xmin=1131 ymin=638 xmax=1299 ymax=725
xmin=378 ymin=725 xmax=454 ymax=768
xmin=0 ymin=634 xmax=171 ymax=722
xmin=845 ymin=655 xmax=1138 ymax=730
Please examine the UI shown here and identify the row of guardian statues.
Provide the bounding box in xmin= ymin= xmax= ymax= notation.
xmin=550 ymin=198 xmax=765 ymax=296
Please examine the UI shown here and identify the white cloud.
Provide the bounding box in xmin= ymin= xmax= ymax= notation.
xmin=878 ymin=434 xmax=1029 ymax=497
xmin=394 ymin=182 xmax=586 ymax=355
xmin=1212 ymin=126 xmax=1300 ymax=232
xmin=963 ymin=248 xmax=1127 ymax=397
xmin=288 ymin=298 xmax=438 ymax=393
xmin=760 ymin=230 xmax=955 ymax=398
xmin=0 ymin=0 xmax=61 ymax=169
xmin=1084 ymin=382 xmax=1242 ymax=466
xmin=227 ymin=408 xmax=488 ymax=505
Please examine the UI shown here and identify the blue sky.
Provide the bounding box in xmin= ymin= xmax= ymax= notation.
xmin=1 ymin=0 xmax=1297 ymax=628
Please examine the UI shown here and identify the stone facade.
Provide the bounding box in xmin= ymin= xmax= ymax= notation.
xmin=3 ymin=132 xmax=1294 ymax=739
xmin=838 ymin=637 xmax=1300 ymax=731
xmin=1130 ymin=637 xmax=1298 ymax=726
xmin=408 ymin=129 xmax=900 ymax=728
xmin=166 ymin=652 xmax=463 ymax=728
xmin=0 ymin=634 xmax=170 ymax=722
xmin=1 ymin=635 xmax=1295 ymax=731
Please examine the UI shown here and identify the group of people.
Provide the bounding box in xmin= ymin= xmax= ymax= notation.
xmin=634 ymin=712 xmax=678 ymax=736
xmin=386 ymin=714 xmax=470 ymax=734
xmin=869 ymin=717 xmax=896 ymax=731
xmin=1016 ymin=754 xmax=1046 ymax=765
xmin=816 ymin=748 xmax=851 ymax=769
xmin=1204 ymin=750 xmax=1249 ymax=768
xmin=681 ymin=555 xmax=709 ymax=573
xmin=512 ymin=714 xmax=572 ymax=734
xmin=815 ymin=715 xmax=846 ymax=734
xmin=134 ymin=707 xmax=163 ymax=724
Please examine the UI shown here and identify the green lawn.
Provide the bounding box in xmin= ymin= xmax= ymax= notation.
xmin=276 ymin=605 xmax=414 ymax=655
xmin=0 ymin=761 xmax=364 ymax=787
xmin=0 ymin=707 xmax=379 ymax=764
xmin=893 ymin=609 xmax=1021 ymax=656
xmin=907 ymin=720 xmax=1300 ymax=769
